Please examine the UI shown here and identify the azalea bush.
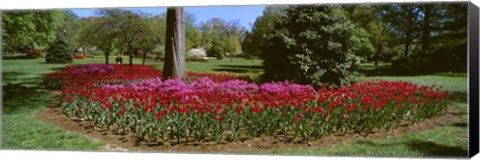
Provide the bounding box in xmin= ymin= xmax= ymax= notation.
xmin=47 ymin=64 xmax=450 ymax=143
xmin=73 ymin=55 xmax=85 ymax=59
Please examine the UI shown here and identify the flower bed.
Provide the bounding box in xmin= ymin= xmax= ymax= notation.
xmin=47 ymin=64 xmax=449 ymax=143
xmin=45 ymin=64 xmax=251 ymax=89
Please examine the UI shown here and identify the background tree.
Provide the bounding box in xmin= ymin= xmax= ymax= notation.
xmin=199 ymin=18 xmax=246 ymax=60
xmin=378 ymin=4 xmax=421 ymax=58
xmin=350 ymin=27 xmax=375 ymax=62
xmin=132 ymin=13 xmax=163 ymax=65
xmin=88 ymin=9 xmax=151 ymax=66
xmin=61 ymin=10 xmax=82 ymax=53
xmin=343 ymin=4 xmax=392 ymax=65
xmin=210 ymin=38 xmax=225 ymax=60
xmin=200 ymin=18 xmax=228 ymax=58
xmin=262 ymin=5 xmax=364 ymax=87
xmin=184 ymin=13 xmax=202 ymax=51
xmin=163 ymin=7 xmax=187 ymax=79
xmin=224 ymin=19 xmax=246 ymax=61
xmin=148 ymin=15 xmax=167 ymax=61
xmin=377 ymin=3 xmax=467 ymax=74
xmin=225 ymin=36 xmax=242 ymax=61
xmin=105 ymin=9 xmax=146 ymax=67
xmin=242 ymin=6 xmax=287 ymax=60
xmin=78 ymin=15 xmax=118 ymax=64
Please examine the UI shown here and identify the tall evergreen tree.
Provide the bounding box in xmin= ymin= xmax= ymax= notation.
xmin=262 ymin=5 xmax=364 ymax=87
xmin=45 ymin=32 xmax=73 ymax=63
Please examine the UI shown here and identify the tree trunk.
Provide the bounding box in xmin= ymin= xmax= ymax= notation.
xmin=374 ymin=46 xmax=382 ymax=66
xmin=156 ymin=53 xmax=160 ymax=62
xmin=374 ymin=27 xmax=387 ymax=66
xmin=142 ymin=49 xmax=149 ymax=65
xmin=404 ymin=33 xmax=411 ymax=58
xmin=163 ymin=7 xmax=187 ymax=79
xmin=105 ymin=51 xmax=110 ymax=64
xmin=129 ymin=51 xmax=133 ymax=67
xmin=31 ymin=42 xmax=35 ymax=56
xmin=82 ymin=47 xmax=86 ymax=56
xmin=422 ymin=5 xmax=431 ymax=52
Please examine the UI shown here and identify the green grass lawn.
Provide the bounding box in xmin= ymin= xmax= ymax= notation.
xmin=2 ymin=59 xmax=103 ymax=150
xmin=1 ymin=57 xmax=468 ymax=157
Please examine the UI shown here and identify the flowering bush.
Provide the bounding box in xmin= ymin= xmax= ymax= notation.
xmin=73 ymin=64 xmax=116 ymax=75
xmin=73 ymin=55 xmax=85 ymax=59
xmin=49 ymin=65 xmax=450 ymax=143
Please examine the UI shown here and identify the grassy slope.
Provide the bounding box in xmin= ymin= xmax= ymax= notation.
xmin=1 ymin=58 xmax=468 ymax=157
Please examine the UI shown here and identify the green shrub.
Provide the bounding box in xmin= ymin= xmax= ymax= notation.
xmin=262 ymin=5 xmax=363 ymax=87
xmin=45 ymin=33 xmax=73 ymax=63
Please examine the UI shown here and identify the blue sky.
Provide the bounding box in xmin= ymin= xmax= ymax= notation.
xmin=70 ymin=6 xmax=266 ymax=30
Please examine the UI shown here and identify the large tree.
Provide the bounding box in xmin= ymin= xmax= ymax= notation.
xmin=2 ymin=10 xmax=64 ymax=55
xmin=162 ymin=7 xmax=187 ymax=79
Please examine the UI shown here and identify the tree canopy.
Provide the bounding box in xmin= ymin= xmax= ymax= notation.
xmin=2 ymin=10 xmax=64 ymax=54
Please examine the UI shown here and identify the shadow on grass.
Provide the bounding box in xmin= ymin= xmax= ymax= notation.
xmin=2 ymin=82 xmax=49 ymax=114
xmin=212 ymin=64 xmax=263 ymax=73
xmin=448 ymin=91 xmax=467 ymax=103
xmin=451 ymin=122 xmax=468 ymax=128
xmin=2 ymin=71 xmax=25 ymax=82
xmin=358 ymin=65 xmax=468 ymax=77
xmin=37 ymin=62 xmax=54 ymax=64
xmin=2 ymin=71 xmax=50 ymax=115
xmin=406 ymin=141 xmax=468 ymax=157
xmin=354 ymin=140 xmax=393 ymax=147
xmin=354 ymin=140 xmax=467 ymax=157
xmin=434 ymin=73 xmax=468 ymax=77
xmin=2 ymin=56 xmax=37 ymax=60
xmin=212 ymin=68 xmax=253 ymax=73
xmin=358 ymin=67 xmax=422 ymax=76
xmin=217 ymin=64 xmax=263 ymax=70
xmin=50 ymin=66 xmax=67 ymax=72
